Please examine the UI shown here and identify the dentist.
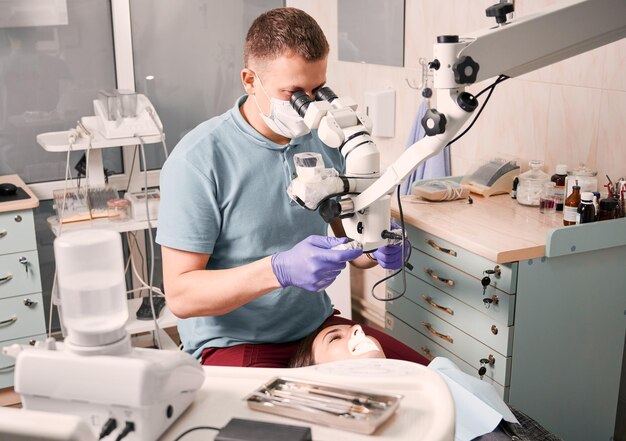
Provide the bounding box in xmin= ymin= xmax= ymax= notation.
xmin=156 ymin=7 xmax=409 ymax=367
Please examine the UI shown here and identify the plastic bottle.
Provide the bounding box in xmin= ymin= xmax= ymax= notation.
xmin=551 ymin=164 xmax=567 ymax=211
xmin=576 ymin=192 xmax=596 ymax=224
xmin=563 ymin=184 xmax=581 ymax=226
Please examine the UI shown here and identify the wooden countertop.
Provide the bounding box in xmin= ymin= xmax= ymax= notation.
xmin=392 ymin=193 xmax=563 ymax=263
xmin=0 ymin=175 xmax=39 ymax=213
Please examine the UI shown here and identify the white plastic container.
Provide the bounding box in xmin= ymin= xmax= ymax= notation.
xmin=54 ymin=229 xmax=128 ymax=348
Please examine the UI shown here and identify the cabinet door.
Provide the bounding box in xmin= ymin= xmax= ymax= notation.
xmin=385 ymin=312 xmax=508 ymax=400
xmin=0 ymin=293 xmax=46 ymax=342
xmin=0 ymin=210 xmax=36 ymax=254
xmin=0 ymin=251 xmax=42 ymax=300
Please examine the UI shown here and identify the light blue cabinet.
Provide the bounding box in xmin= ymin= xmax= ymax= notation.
xmin=0 ymin=208 xmax=46 ymax=389
xmin=386 ymin=196 xmax=625 ymax=441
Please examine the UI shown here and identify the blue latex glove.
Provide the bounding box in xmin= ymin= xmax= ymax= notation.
xmin=272 ymin=235 xmax=363 ymax=292
xmin=372 ymin=223 xmax=411 ymax=270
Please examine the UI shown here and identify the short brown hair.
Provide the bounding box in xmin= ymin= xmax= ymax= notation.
xmin=244 ymin=7 xmax=329 ymax=68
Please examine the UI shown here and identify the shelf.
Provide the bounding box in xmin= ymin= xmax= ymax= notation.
xmin=36 ymin=116 xmax=163 ymax=152
xmin=47 ymin=215 xmax=158 ymax=237
xmin=125 ymin=296 xmax=177 ymax=335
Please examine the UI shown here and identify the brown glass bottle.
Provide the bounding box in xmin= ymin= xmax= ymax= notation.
xmin=551 ymin=164 xmax=567 ymax=211
xmin=563 ymin=185 xmax=581 ymax=226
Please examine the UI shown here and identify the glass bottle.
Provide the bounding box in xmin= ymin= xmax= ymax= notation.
xmin=598 ymin=197 xmax=619 ymax=221
xmin=565 ymin=163 xmax=598 ymax=199
xmin=563 ymin=184 xmax=581 ymax=226
xmin=539 ymin=182 xmax=557 ymax=214
xmin=551 ymin=164 xmax=567 ymax=211
xmin=576 ymin=192 xmax=596 ymax=224
xmin=516 ymin=160 xmax=550 ymax=206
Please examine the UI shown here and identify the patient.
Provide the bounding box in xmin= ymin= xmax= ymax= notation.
xmin=288 ymin=322 xmax=561 ymax=441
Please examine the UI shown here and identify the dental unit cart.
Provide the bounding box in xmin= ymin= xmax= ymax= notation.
xmin=0 ymin=175 xmax=46 ymax=390
xmin=385 ymin=193 xmax=626 ymax=441
xmin=159 ymin=359 xmax=455 ymax=441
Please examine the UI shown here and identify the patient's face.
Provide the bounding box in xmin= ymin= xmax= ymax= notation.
xmin=312 ymin=324 xmax=386 ymax=364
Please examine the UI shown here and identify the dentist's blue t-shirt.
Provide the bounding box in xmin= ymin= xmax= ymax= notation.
xmin=156 ymin=96 xmax=344 ymax=359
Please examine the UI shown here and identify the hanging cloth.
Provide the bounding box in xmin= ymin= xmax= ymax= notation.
xmin=399 ymin=100 xmax=451 ymax=196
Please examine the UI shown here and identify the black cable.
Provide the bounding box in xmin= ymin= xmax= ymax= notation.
xmin=98 ymin=418 xmax=117 ymax=440
xmin=114 ymin=422 xmax=135 ymax=441
xmin=446 ymin=75 xmax=508 ymax=148
xmin=371 ymin=185 xmax=412 ymax=302
xmin=172 ymin=425 xmax=222 ymax=441
xmin=370 ymin=75 xmax=508 ymax=302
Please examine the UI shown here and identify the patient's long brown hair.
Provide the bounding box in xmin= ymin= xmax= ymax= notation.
xmin=288 ymin=322 xmax=336 ymax=368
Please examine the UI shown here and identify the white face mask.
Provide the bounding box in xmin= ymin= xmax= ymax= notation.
xmin=252 ymin=75 xmax=311 ymax=139
xmin=347 ymin=325 xmax=380 ymax=356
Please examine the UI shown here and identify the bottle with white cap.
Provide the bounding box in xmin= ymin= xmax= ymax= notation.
xmin=551 ymin=164 xmax=567 ymax=211
xmin=576 ymin=192 xmax=596 ymax=224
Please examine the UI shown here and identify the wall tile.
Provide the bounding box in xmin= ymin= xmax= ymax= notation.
xmin=596 ymin=90 xmax=626 ymax=183
xmin=602 ymin=38 xmax=626 ymax=93
xmin=545 ymin=84 xmax=602 ymax=174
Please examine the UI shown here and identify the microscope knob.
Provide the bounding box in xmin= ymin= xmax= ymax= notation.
xmin=486 ymin=2 xmax=515 ymax=25
xmin=421 ymin=109 xmax=447 ymax=136
xmin=318 ymin=199 xmax=341 ymax=223
xmin=453 ymin=56 xmax=480 ymax=84
xmin=457 ymin=92 xmax=478 ymax=112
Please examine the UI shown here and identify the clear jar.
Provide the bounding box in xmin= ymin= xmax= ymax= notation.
xmin=539 ymin=181 xmax=557 ymax=214
xmin=516 ymin=160 xmax=550 ymax=206
xmin=107 ymin=197 xmax=131 ymax=222
xmin=565 ymin=163 xmax=598 ymax=200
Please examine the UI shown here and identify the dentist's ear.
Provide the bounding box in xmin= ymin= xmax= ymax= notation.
xmin=241 ymin=68 xmax=256 ymax=95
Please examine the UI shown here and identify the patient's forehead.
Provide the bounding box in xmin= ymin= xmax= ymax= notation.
xmin=316 ymin=324 xmax=351 ymax=341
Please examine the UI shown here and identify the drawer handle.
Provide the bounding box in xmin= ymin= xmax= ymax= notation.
xmin=0 ymin=364 xmax=16 ymax=373
xmin=425 ymin=239 xmax=457 ymax=257
xmin=422 ymin=295 xmax=454 ymax=315
xmin=425 ymin=268 xmax=454 ymax=286
xmin=421 ymin=322 xmax=453 ymax=344
xmin=0 ymin=230 xmax=7 ymax=239
xmin=0 ymin=315 xmax=17 ymax=327
xmin=0 ymin=273 xmax=13 ymax=284
xmin=420 ymin=347 xmax=435 ymax=362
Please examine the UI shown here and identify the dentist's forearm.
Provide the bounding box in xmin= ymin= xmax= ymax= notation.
xmin=165 ymin=257 xmax=281 ymax=318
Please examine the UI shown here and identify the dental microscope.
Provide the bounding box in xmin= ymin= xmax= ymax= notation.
xmin=286 ymin=0 xmax=626 ymax=252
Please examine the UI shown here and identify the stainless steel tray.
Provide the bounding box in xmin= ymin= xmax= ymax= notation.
xmin=245 ymin=376 xmax=403 ymax=434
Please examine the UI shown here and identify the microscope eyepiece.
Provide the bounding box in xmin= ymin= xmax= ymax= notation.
xmin=290 ymin=91 xmax=313 ymax=118
xmin=314 ymin=86 xmax=338 ymax=103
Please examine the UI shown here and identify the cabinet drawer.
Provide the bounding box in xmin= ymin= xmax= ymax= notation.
xmin=0 ymin=250 xmax=42 ymax=299
xmin=0 ymin=210 xmax=36 ymax=254
xmin=385 ymin=312 xmax=508 ymax=400
xmin=0 ymin=293 xmax=46 ymax=342
xmin=404 ymin=226 xmax=517 ymax=294
xmin=0 ymin=334 xmax=45 ymax=389
xmin=406 ymin=249 xmax=516 ymax=325
xmin=386 ymin=299 xmax=511 ymax=386
xmin=387 ymin=273 xmax=513 ymax=355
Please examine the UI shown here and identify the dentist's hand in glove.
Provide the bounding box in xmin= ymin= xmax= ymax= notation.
xmin=272 ymin=235 xmax=363 ymax=292
xmin=371 ymin=223 xmax=411 ymax=270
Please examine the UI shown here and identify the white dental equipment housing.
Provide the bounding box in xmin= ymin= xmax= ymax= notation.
xmin=3 ymin=230 xmax=204 ymax=441
xmin=93 ymin=90 xmax=163 ymax=139
xmin=289 ymin=0 xmax=626 ymax=251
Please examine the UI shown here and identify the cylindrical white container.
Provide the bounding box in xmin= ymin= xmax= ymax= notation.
xmin=54 ymin=229 xmax=128 ymax=349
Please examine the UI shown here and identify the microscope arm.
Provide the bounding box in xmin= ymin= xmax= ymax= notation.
xmin=352 ymin=0 xmax=626 ymax=213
